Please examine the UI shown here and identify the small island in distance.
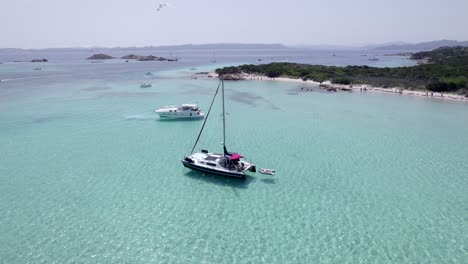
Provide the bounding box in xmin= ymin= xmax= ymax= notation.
xmin=86 ymin=54 xmax=115 ymax=60
xmin=216 ymin=46 xmax=468 ymax=97
xmin=86 ymin=53 xmax=179 ymax=61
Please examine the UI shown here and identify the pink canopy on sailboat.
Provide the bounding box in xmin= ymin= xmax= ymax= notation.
xmin=229 ymin=153 xmax=244 ymax=160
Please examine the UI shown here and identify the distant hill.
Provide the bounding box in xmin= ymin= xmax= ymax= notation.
xmin=373 ymin=40 xmax=468 ymax=51
xmin=154 ymin=43 xmax=287 ymax=50
xmin=290 ymin=44 xmax=359 ymax=50
xmin=362 ymin=41 xmax=411 ymax=49
xmin=0 ymin=43 xmax=288 ymax=52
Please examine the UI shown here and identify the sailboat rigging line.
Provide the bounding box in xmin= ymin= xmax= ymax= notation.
xmin=222 ymin=80 xmax=226 ymax=155
xmin=190 ymin=81 xmax=221 ymax=155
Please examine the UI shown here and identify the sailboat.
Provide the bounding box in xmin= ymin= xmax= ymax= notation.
xmin=168 ymin=51 xmax=179 ymax=61
xmin=211 ymin=52 xmax=216 ymax=63
xmin=181 ymin=80 xmax=256 ymax=179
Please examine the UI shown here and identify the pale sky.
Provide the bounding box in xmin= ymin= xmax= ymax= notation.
xmin=1 ymin=0 xmax=468 ymax=48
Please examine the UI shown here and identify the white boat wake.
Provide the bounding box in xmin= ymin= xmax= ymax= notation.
xmin=1 ymin=74 xmax=71 ymax=82
xmin=123 ymin=114 xmax=155 ymax=121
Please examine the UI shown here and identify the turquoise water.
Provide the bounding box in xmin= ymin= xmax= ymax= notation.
xmin=1 ymin=52 xmax=467 ymax=263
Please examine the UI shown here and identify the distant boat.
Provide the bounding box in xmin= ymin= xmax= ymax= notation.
xmin=140 ymin=83 xmax=152 ymax=88
xmin=368 ymin=57 xmax=379 ymax=61
xmin=167 ymin=51 xmax=179 ymax=61
xmin=33 ymin=67 xmax=41 ymax=70
xmin=181 ymin=80 xmax=256 ymax=179
xmin=211 ymin=52 xmax=217 ymax=63
xmin=332 ymin=52 xmax=336 ymax=57
xmin=146 ymin=72 xmax=153 ymax=75
xmin=155 ymin=104 xmax=204 ymax=119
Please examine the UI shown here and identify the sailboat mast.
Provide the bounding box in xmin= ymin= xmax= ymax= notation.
xmin=222 ymin=80 xmax=226 ymax=154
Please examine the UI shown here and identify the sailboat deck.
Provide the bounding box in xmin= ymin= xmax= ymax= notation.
xmin=204 ymin=155 xmax=219 ymax=161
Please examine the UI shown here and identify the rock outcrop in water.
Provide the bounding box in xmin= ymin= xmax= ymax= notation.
xmin=86 ymin=54 xmax=115 ymax=60
xmin=121 ymin=54 xmax=177 ymax=61
xmin=138 ymin=55 xmax=164 ymax=61
xmin=219 ymin=73 xmax=245 ymax=81
xmin=121 ymin=54 xmax=141 ymax=60
xmin=31 ymin=59 xmax=48 ymax=62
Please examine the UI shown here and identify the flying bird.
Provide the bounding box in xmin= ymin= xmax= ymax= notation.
xmin=157 ymin=3 xmax=169 ymax=11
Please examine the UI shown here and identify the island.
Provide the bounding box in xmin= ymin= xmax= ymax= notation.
xmin=215 ymin=46 xmax=468 ymax=98
xmin=86 ymin=54 xmax=115 ymax=60
xmin=31 ymin=59 xmax=48 ymax=62
xmin=121 ymin=54 xmax=178 ymax=61
xmin=373 ymin=39 xmax=468 ymax=51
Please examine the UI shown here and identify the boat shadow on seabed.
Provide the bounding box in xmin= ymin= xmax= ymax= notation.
xmin=183 ymin=170 xmax=277 ymax=188
xmin=183 ymin=170 xmax=255 ymax=189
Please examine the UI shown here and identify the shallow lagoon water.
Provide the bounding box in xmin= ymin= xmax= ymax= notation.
xmin=0 ymin=50 xmax=467 ymax=263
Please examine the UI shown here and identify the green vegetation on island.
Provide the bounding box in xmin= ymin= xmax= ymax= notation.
xmin=121 ymin=54 xmax=178 ymax=61
xmin=216 ymin=46 xmax=468 ymax=96
xmin=86 ymin=54 xmax=115 ymax=60
xmin=86 ymin=53 xmax=179 ymax=61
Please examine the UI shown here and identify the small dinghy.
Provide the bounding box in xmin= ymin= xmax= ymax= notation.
xmin=259 ymin=168 xmax=275 ymax=175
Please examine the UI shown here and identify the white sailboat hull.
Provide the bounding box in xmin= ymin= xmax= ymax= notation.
xmin=182 ymin=152 xmax=255 ymax=179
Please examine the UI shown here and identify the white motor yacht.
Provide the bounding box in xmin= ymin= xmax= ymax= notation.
xmin=155 ymin=104 xmax=204 ymax=119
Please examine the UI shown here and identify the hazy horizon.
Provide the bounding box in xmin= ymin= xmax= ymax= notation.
xmin=2 ymin=40 xmax=468 ymax=51
xmin=2 ymin=0 xmax=468 ymax=49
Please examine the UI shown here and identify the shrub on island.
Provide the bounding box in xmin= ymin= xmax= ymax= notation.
xmin=332 ymin=78 xmax=353 ymax=85
xmin=427 ymin=81 xmax=461 ymax=92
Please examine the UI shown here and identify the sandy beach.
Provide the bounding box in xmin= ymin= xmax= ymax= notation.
xmin=202 ymin=72 xmax=468 ymax=103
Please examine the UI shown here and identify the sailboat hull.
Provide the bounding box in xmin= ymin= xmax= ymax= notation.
xmin=182 ymin=80 xmax=255 ymax=180
xmin=181 ymin=159 xmax=246 ymax=179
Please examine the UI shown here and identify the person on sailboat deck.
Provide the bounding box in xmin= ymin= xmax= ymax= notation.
xmin=227 ymin=153 xmax=244 ymax=171
xmin=233 ymin=160 xmax=245 ymax=171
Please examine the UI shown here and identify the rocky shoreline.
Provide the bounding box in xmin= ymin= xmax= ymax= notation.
xmin=31 ymin=59 xmax=48 ymax=62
